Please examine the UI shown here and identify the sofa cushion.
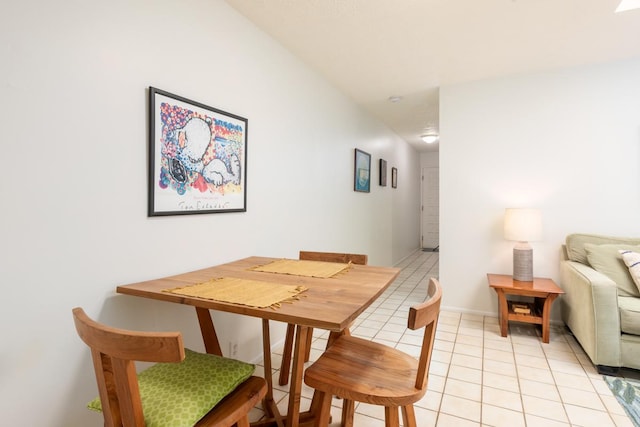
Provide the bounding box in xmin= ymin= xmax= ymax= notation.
xmin=566 ymin=234 xmax=640 ymax=264
xmin=619 ymin=297 xmax=640 ymax=335
xmin=584 ymin=243 xmax=640 ymax=297
xmin=619 ymin=250 xmax=640 ymax=294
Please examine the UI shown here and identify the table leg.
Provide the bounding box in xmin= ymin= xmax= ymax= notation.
xmin=286 ymin=325 xmax=309 ymax=427
xmin=540 ymin=294 xmax=558 ymax=344
xmin=193 ymin=314 xmax=314 ymax=427
xmin=262 ymin=320 xmax=284 ymax=427
xmin=195 ymin=307 xmax=223 ymax=356
xmin=495 ymin=289 xmax=508 ymax=337
xmin=327 ymin=327 xmax=350 ymax=348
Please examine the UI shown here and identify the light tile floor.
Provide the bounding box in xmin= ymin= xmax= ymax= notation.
xmin=252 ymin=250 xmax=637 ymax=427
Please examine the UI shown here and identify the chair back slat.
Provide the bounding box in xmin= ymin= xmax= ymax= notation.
xmin=299 ymin=251 xmax=368 ymax=265
xmin=408 ymin=278 xmax=442 ymax=391
xmin=111 ymin=357 xmax=145 ymax=426
xmin=73 ymin=308 xmax=184 ymax=363
xmin=408 ymin=278 xmax=441 ymax=330
xmin=90 ymin=350 xmax=122 ymax=426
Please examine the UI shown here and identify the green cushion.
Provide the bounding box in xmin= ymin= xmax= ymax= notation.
xmin=88 ymin=349 xmax=255 ymax=427
xmin=584 ymin=243 xmax=640 ymax=297
xmin=566 ymin=233 xmax=640 ymax=264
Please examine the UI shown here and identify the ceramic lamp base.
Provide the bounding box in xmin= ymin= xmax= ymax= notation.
xmin=513 ymin=244 xmax=533 ymax=282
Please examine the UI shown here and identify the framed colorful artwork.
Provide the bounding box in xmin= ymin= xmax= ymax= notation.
xmin=379 ymin=159 xmax=387 ymax=186
xmin=354 ymin=149 xmax=371 ymax=193
xmin=148 ymin=87 xmax=248 ymax=216
xmin=391 ymin=167 xmax=398 ymax=188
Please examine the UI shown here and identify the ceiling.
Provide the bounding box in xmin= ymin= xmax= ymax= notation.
xmin=224 ymin=0 xmax=640 ymax=152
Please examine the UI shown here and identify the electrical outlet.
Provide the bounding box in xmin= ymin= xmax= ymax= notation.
xmin=229 ymin=341 xmax=238 ymax=357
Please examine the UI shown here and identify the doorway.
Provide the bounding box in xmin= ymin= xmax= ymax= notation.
xmin=421 ymin=167 xmax=439 ymax=251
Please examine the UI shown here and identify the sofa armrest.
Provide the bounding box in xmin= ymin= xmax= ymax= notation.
xmin=560 ymin=260 xmax=621 ymax=367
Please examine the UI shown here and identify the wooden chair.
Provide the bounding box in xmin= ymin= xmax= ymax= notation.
xmin=278 ymin=251 xmax=368 ymax=386
xmin=72 ymin=307 xmax=267 ymax=427
xmin=303 ymin=278 xmax=442 ymax=427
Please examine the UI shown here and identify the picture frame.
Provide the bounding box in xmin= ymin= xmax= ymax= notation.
xmin=379 ymin=159 xmax=387 ymax=186
xmin=354 ymin=148 xmax=371 ymax=193
xmin=391 ymin=167 xmax=398 ymax=188
xmin=148 ymin=87 xmax=248 ymax=216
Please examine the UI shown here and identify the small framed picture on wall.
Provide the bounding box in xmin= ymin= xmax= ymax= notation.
xmin=391 ymin=167 xmax=398 ymax=188
xmin=354 ymin=148 xmax=371 ymax=193
xmin=379 ymin=159 xmax=387 ymax=186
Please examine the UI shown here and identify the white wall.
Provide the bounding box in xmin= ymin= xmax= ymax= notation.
xmin=0 ymin=1 xmax=420 ymax=425
xmin=440 ymin=57 xmax=640 ymax=315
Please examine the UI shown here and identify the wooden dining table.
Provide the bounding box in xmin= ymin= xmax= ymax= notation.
xmin=116 ymin=256 xmax=400 ymax=427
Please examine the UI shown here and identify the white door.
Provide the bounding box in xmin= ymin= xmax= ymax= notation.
xmin=421 ymin=167 xmax=439 ymax=249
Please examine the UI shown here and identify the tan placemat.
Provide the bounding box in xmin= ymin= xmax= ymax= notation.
xmin=249 ymin=259 xmax=351 ymax=278
xmin=164 ymin=277 xmax=307 ymax=309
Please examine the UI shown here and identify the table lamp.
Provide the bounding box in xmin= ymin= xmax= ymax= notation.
xmin=504 ymin=208 xmax=542 ymax=282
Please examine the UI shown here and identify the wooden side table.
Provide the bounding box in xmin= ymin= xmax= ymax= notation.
xmin=487 ymin=273 xmax=564 ymax=343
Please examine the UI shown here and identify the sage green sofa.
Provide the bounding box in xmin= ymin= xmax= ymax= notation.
xmin=560 ymin=233 xmax=640 ymax=373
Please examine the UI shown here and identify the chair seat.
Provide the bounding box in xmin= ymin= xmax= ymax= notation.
xmin=88 ymin=349 xmax=255 ymax=427
xmin=304 ymin=278 xmax=441 ymax=427
xmin=304 ymin=335 xmax=424 ymax=406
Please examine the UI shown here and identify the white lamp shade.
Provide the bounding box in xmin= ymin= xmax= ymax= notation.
xmin=504 ymin=208 xmax=542 ymax=242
